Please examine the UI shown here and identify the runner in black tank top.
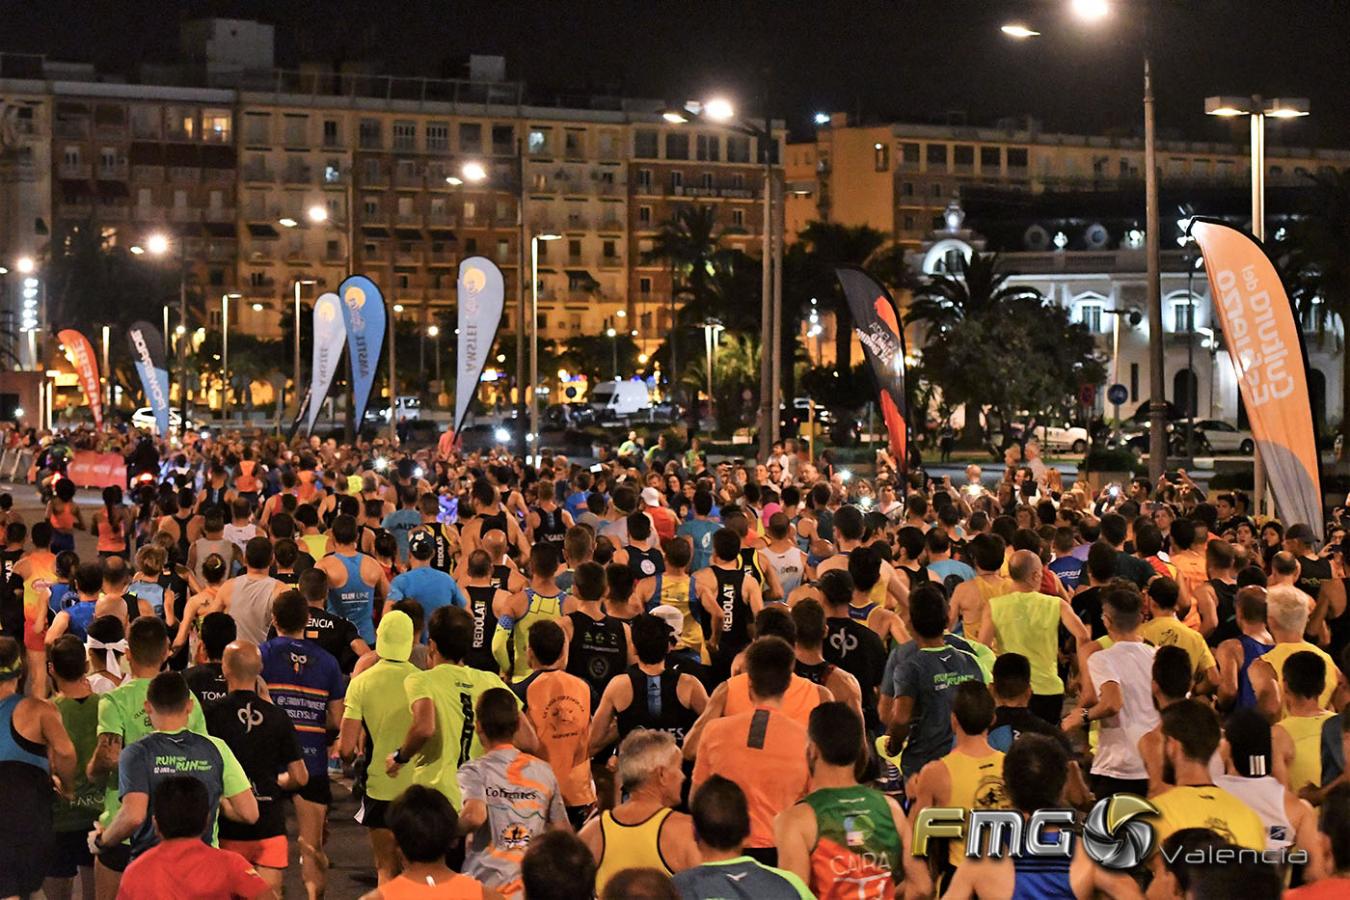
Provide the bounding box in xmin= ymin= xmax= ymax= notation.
xmin=532 ymin=506 xmax=567 ymax=546
xmin=710 ymin=565 xmax=751 ymax=682
xmin=795 ymin=658 xmax=838 ymax=686
xmin=627 ymin=544 xmax=665 ymax=581
xmin=0 ymin=546 xmax=21 ymax=583
xmin=429 ymin=522 xmax=457 ymax=573
xmin=479 ymin=508 xmax=509 ymax=537
xmin=615 ymin=666 xmax=698 ymax=744
xmin=1207 ymin=579 xmax=1240 ymax=646
xmin=172 ymin=511 xmax=193 ymax=563
xmin=465 ymin=584 xmax=500 ymax=672
xmin=490 ymin=563 xmax=512 ymax=594
xmin=565 ymin=611 xmax=629 ymax=702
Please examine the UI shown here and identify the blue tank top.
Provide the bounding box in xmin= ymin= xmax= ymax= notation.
xmin=849 ymin=602 xmax=877 ymax=623
xmin=1011 ymin=847 xmax=1074 ymax=900
xmin=327 ymin=552 xmax=376 ymax=644
xmin=0 ymin=694 xmax=49 ymax=772
xmin=1237 ymin=633 xmax=1275 ymax=710
xmin=129 ymin=581 xmax=166 ymax=619
xmin=66 ymin=600 xmax=97 ymax=641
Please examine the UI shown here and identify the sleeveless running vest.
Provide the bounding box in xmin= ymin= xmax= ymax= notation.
xmin=1207 ymin=580 xmax=1240 ymax=647
xmin=764 ymin=545 xmax=807 ymax=597
xmin=465 ymin=584 xmax=500 ymax=672
xmin=794 ymin=659 xmax=837 ymax=687
xmin=1236 ymin=634 xmax=1274 ymax=710
xmin=532 ymin=506 xmax=568 ymax=545
xmin=615 ymin=666 xmax=697 ymax=744
xmin=328 ymin=552 xmax=377 ymax=644
xmin=595 ymin=808 xmax=674 ymax=895
xmin=738 ymin=546 xmax=765 ymax=587
xmin=502 ymin=589 xmax=564 ymax=680
xmin=628 ymin=545 xmax=665 ymax=580
xmin=0 ymin=694 xmax=48 ymax=772
xmin=941 ymin=750 xmax=1008 ymax=867
xmin=712 ymin=566 xmax=751 ymax=653
xmin=565 ymin=611 xmax=629 ymax=701
xmin=802 ymin=785 xmax=900 ymax=900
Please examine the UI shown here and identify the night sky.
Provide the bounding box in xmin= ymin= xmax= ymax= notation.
xmin=4 ymin=0 xmax=1350 ymax=146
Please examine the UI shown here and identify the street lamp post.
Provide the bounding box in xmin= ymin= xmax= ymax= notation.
xmin=606 ymin=327 xmax=619 ymax=378
xmin=668 ymin=99 xmax=780 ymax=456
xmin=428 ymin=325 xmax=442 ymax=384
xmin=1205 ymin=94 xmax=1310 ymax=516
xmin=136 ymin=232 xmax=189 ymax=436
xmin=700 ymin=319 xmax=724 ymax=427
xmin=1002 ymin=0 xmax=1166 ymax=485
xmin=221 ymin=292 xmax=241 ymax=417
xmin=292 ymin=278 xmax=316 ymax=415
xmin=530 ymin=233 xmax=561 ymax=465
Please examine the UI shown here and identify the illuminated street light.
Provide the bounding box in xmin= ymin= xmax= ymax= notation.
xmin=703 ymin=97 xmax=735 ymax=122
xmin=661 ymin=107 xmax=689 ymax=124
xmin=145 ymin=233 xmax=170 ymax=256
xmin=392 ymin=303 xmax=404 ymax=313
xmin=15 ymin=256 xmax=35 ymax=275
xmin=461 ymin=161 xmax=488 ymax=183
xmin=129 ymin=245 xmax=144 ymax=255
xmin=251 ymin=302 xmax=264 ymax=312
xmin=1000 ymin=23 xmax=1041 ymax=38
xmin=445 ymin=175 xmax=463 ymax=186
xmin=813 ymin=112 xmax=830 ymax=125
xmin=307 ymin=204 xmax=329 ymax=223
xmin=427 ymin=325 xmax=440 ymax=337
xmin=605 ymin=328 xmax=616 ymax=337
xmin=1070 ymin=0 xmax=1110 ymax=21
xmin=175 ymin=324 xmax=186 ymax=336
xmin=278 ymin=217 xmax=299 ymax=228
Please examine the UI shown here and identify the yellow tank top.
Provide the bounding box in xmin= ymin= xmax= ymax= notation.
xmin=301 ymin=533 xmax=328 ymax=560
xmin=1263 ymin=642 xmax=1337 ymax=712
xmin=658 ymin=573 xmax=704 ymax=654
xmin=595 ymin=808 xmax=674 ymax=895
xmin=1277 ymin=710 xmax=1336 ymax=793
xmin=1152 ymin=785 xmax=1267 ymax=852
xmin=496 ymin=590 xmax=565 ymax=680
xmin=989 ymin=591 xmax=1064 ymax=695
xmin=941 ymin=749 xmax=1007 ymax=866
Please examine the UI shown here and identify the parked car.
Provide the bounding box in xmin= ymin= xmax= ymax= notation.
xmin=1016 ymin=421 xmax=1089 ymax=453
xmin=1191 ymin=419 xmax=1255 ymax=455
xmin=589 ymin=380 xmax=652 ymax=420
xmin=366 ymin=396 xmax=422 ymax=422
xmin=131 ymin=407 xmax=195 ymax=435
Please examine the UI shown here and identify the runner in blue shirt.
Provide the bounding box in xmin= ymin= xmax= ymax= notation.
xmin=387 ymin=531 xmax=467 ymax=639
xmin=259 ymin=590 xmax=345 ymax=900
xmin=677 ymin=491 xmax=721 ymax=573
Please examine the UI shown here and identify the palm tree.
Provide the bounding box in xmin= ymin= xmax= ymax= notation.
xmin=644 ymin=205 xmax=737 ymax=403
xmin=1282 ymin=170 xmax=1350 ymax=448
xmin=790 ymin=222 xmax=914 ymax=372
xmin=906 ymin=252 xmax=1044 ymax=447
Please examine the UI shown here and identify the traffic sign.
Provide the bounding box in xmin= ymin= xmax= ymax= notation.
xmin=1107 ymin=384 xmax=1128 ymax=406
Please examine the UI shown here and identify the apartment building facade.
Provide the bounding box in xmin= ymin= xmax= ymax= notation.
xmin=787 ymin=113 xmax=1350 ymax=248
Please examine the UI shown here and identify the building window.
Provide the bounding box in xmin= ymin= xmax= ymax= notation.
xmin=874 ymin=142 xmax=889 ymax=171
xmin=1130 ymin=363 xmax=1139 ymax=401
xmin=670 ymin=171 xmax=683 ymax=191
xmin=696 ymin=134 xmax=720 ymax=162
xmin=397 ymin=273 xmax=410 ymax=289
xmin=423 ymin=122 xmax=445 ymax=152
xmin=903 ymin=214 xmax=915 ymax=231
xmin=393 ymin=121 xmax=416 ymax=151
xmin=731 ymin=172 xmax=744 ymax=189
xmin=282 ymin=114 xmax=306 ymax=146
xmin=927 ymin=143 xmax=948 ymax=169
xmin=954 ymin=145 xmax=974 ymax=168
xmin=603 ymin=239 xmax=617 ymax=259
xmin=495 ymin=238 xmax=509 ymax=261
xmin=727 ymin=135 xmax=751 ymax=163
xmin=638 ymin=205 xmax=652 ymax=225
xmin=931 ymin=182 xmax=944 ymax=198
xmin=700 ymin=172 xmax=713 ymax=189
xmin=901 ymin=142 xmax=920 ymax=165
xmin=203 ymin=110 xmax=231 ymax=143
xmin=732 ymin=209 xmax=744 ymax=227
xmin=63 ymin=146 xmax=80 ymax=166
xmin=463 ymin=200 xmax=476 ymax=222
xmin=460 ymin=123 xmax=483 ymax=153
xmin=322 ymin=119 xmax=339 ymax=147
xmin=665 ymin=132 xmax=690 ymax=160
xmin=1076 ymin=299 xmax=1105 ymax=333
xmin=492 ymin=125 xmax=515 ymax=155
xmin=465 ymin=237 xmax=477 ymax=254
xmin=634 ymin=130 xmax=659 ymax=159
xmin=100 ymin=147 xmax=117 ymax=171
xmin=1170 ymin=298 xmax=1197 ymax=332
xmin=564 ymin=128 xmax=584 ymax=157
xmin=980 ymin=146 xmax=1001 ymax=170
xmin=359 ymin=119 xmax=381 ymax=149
xmin=901 ymin=181 xmax=915 ymax=197
xmin=528 ymin=127 xmax=550 ymax=155
xmin=637 ymin=169 xmax=652 ymax=191
xmin=1007 ymin=147 xmax=1029 ymax=170
xmin=639 ymin=277 xmax=652 ymax=295
xmin=324 ymin=160 xmax=341 ymax=183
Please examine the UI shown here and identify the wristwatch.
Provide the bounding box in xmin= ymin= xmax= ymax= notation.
xmin=392 ymin=748 xmax=408 ymax=765
xmin=1080 ymin=707 xmax=1092 ymax=727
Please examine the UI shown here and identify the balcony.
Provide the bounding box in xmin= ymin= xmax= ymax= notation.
xmin=595 ymin=181 xmax=624 ymax=197
xmin=394 ymin=169 xmax=423 ymax=189
xmin=203 ymin=168 xmax=234 ymax=185
xmin=248 ymin=277 xmax=277 ymax=291
xmin=54 ymin=120 xmax=89 ymax=139
xmin=243 ymin=163 xmax=275 ymax=183
xmin=97 ymin=201 xmax=130 ymax=220
xmin=362 ymin=170 xmax=390 ymax=188
xmin=426 ymin=210 xmax=457 ymax=226
xmin=58 ymin=162 xmax=91 ymax=180
xmin=427 ymin=247 xmax=456 ymax=263
xmin=564 ymin=214 xmax=588 ymax=230
xmin=396 ymin=247 xmax=422 ymax=264
xmin=597 ymin=216 xmax=623 ymax=231
xmin=131 ymin=204 xmax=161 ymax=222
xmin=395 ymin=212 xmax=422 ymax=226
xmin=97 ymin=162 xmax=129 ymax=180
xmin=720 ymin=186 xmax=755 ymax=199
xmin=168 ymin=166 xmax=200 ymax=184
xmin=283 ymin=164 xmax=311 ymax=184
xmin=204 ymin=207 xmax=235 ymax=223
xmin=58 ymin=200 xmax=94 ymax=217
xmin=207 ymin=242 xmax=236 ymax=261
xmin=599 ymin=254 xmax=622 ymax=269
xmin=169 ymin=208 xmax=202 ymax=223
xmin=132 ymin=165 xmax=164 ymax=182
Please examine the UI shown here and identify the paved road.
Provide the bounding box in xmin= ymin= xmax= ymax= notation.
xmin=6 ymin=483 xmax=382 ymax=899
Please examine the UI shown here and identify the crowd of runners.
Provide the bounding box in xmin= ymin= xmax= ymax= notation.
xmin=1 ymin=426 xmax=1349 ymax=899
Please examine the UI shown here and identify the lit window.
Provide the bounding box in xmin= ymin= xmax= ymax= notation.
xmin=202 ymin=110 xmax=231 ymax=143
xmin=1077 ymin=300 xmax=1105 ymax=333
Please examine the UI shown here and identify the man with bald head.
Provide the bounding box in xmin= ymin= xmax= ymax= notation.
xmin=459 ymin=529 xmax=526 ymax=595
xmin=980 ymin=548 xmax=1089 ymax=725
xmin=204 ymin=640 xmax=309 ymax=891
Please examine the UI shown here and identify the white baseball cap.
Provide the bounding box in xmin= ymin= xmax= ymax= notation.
xmin=649 ymin=604 xmax=683 ymax=637
xmin=640 ymin=487 xmax=662 ymax=507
